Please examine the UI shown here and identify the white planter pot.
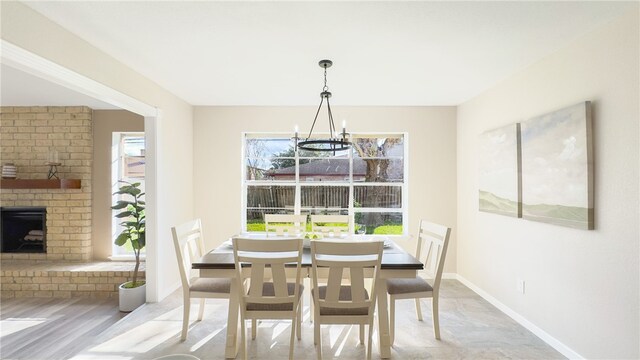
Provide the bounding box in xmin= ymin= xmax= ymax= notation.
xmin=119 ymin=282 xmax=146 ymax=312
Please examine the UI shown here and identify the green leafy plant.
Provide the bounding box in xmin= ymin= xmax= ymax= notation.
xmin=111 ymin=181 xmax=145 ymax=288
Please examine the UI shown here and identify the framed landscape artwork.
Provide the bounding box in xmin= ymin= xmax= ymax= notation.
xmin=478 ymin=123 xmax=521 ymax=217
xmin=520 ymin=101 xmax=593 ymax=229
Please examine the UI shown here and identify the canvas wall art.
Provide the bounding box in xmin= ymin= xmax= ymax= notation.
xmin=478 ymin=123 xmax=521 ymax=217
xmin=520 ymin=101 xmax=593 ymax=229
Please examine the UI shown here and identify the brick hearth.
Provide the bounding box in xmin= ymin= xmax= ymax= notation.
xmin=0 ymin=261 xmax=145 ymax=298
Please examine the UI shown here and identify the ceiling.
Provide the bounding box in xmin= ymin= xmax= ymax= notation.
xmin=20 ymin=1 xmax=634 ymax=106
xmin=0 ymin=64 xmax=118 ymax=109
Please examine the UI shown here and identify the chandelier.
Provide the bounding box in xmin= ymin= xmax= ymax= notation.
xmin=295 ymin=59 xmax=351 ymax=152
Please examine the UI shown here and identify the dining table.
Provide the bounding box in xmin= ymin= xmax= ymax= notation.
xmin=192 ymin=234 xmax=423 ymax=359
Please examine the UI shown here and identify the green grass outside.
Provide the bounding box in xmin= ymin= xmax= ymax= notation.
xmin=372 ymin=225 xmax=403 ymax=235
xmin=246 ymin=221 xmax=402 ymax=235
xmin=246 ymin=222 xmax=266 ymax=232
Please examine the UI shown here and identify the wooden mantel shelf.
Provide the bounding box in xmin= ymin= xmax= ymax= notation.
xmin=0 ymin=179 xmax=81 ymax=189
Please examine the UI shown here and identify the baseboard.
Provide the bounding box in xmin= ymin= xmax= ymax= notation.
xmin=455 ymin=274 xmax=583 ymax=360
xmin=441 ymin=272 xmax=458 ymax=279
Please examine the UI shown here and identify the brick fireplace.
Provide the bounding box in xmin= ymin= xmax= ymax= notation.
xmin=0 ymin=106 xmax=93 ymax=261
xmin=0 ymin=106 xmax=146 ymax=299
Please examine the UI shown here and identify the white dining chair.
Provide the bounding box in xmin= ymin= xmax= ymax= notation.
xmin=310 ymin=240 xmax=384 ymax=360
xmin=386 ymin=220 xmax=451 ymax=343
xmin=310 ymin=215 xmax=350 ymax=237
xmin=265 ymin=214 xmax=314 ymax=324
xmin=171 ymin=219 xmax=231 ymax=341
xmin=265 ymin=214 xmax=307 ymax=236
xmin=308 ymin=214 xmax=350 ymax=324
xmin=232 ymin=237 xmax=304 ymax=360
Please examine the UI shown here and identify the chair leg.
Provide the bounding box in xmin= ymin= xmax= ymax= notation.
xmin=309 ymin=282 xmax=314 ymax=324
xmin=251 ymin=319 xmax=257 ymax=340
xmin=310 ymin=300 xmax=314 ymax=323
xmin=241 ymin=315 xmax=248 ymax=360
xmin=432 ymin=296 xmax=440 ymax=340
xmin=367 ymin=319 xmax=374 ymax=360
xmin=415 ymin=298 xmax=423 ymax=321
xmin=289 ymin=315 xmax=296 ymax=360
xmin=297 ymin=301 xmax=302 ymax=340
xmin=197 ymin=298 xmax=205 ymax=321
xmin=314 ymin=314 xmax=320 ymax=346
xmin=181 ymin=296 xmax=190 ymax=341
xmin=390 ymin=297 xmax=395 ymax=346
xmin=315 ymin=321 xmax=322 ymax=360
xmin=359 ymin=324 xmax=365 ymax=344
xmin=313 ymin=292 xmax=320 ymax=345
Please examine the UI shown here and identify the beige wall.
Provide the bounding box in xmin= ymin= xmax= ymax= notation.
xmin=193 ymin=106 xmax=458 ymax=273
xmin=1 ymin=2 xmax=194 ymax=300
xmin=92 ymin=110 xmax=144 ymax=260
xmin=457 ymin=10 xmax=639 ymax=359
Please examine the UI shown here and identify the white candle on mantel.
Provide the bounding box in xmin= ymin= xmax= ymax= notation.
xmin=48 ymin=149 xmax=59 ymax=164
xmin=294 ymin=125 xmax=299 ymax=139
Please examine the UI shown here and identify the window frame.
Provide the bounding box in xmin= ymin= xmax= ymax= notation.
xmin=111 ymin=132 xmax=146 ymax=260
xmin=241 ymin=132 xmax=409 ymax=236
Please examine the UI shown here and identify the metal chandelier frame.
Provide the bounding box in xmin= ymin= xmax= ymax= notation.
xmin=295 ymin=59 xmax=351 ymax=152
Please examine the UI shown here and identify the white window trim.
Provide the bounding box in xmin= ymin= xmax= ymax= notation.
xmin=241 ymin=132 xmax=408 ymax=236
xmin=111 ymin=132 xmax=146 ymax=258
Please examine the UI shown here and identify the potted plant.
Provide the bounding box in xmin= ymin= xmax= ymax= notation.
xmin=111 ymin=181 xmax=146 ymax=312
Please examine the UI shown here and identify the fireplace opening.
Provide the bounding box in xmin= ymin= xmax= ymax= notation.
xmin=0 ymin=207 xmax=47 ymax=253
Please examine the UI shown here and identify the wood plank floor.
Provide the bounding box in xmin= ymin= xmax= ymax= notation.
xmin=0 ymin=297 xmax=125 ymax=360
xmin=1 ymin=280 xmax=565 ymax=359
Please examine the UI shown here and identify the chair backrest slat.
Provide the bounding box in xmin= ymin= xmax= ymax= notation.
xmin=249 ymin=263 xmax=266 ymax=298
xmin=265 ymin=214 xmax=307 ymax=236
xmin=315 ymin=258 xmax=379 ymax=267
xmin=349 ymin=267 xmax=366 ymax=302
xmin=310 ymin=215 xmax=349 ymax=237
xmin=415 ymin=220 xmax=451 ymax=293
xmin=171 ymin=219 xmax=207 ymax=290
xmin=233 ymin=237 xmax=303 ymax=308
xmin=271 ymin=263 xmax=288 ymax=297
xmin=325 ymin=266 xmax=344 ymax=301
xmin=237 ymin=255 xmax=299 ymax=264
xmin=311 ymin=240 xmax=383 ymax=312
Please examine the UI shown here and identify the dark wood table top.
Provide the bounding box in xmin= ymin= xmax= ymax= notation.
xmin=192 ymin=239 xmax=424 ymax=270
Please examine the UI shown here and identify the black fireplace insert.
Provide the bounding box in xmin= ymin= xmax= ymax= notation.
xmin=0 ymin=207 xmax=47 ymax=253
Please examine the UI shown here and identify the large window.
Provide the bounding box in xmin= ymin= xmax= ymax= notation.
xmin=242 ymin=133 xmax=407 ymax=235
xmin=112 ymin=132 xmax=146 ymax=257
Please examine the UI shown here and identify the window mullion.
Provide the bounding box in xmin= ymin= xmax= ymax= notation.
xmin=403 ymin=132 xmax=409 ymax=236
xmin=241 ymin=133 xmax=247 ymax=232
xmin=349 ymin=142 xmax=354 ymax=234
xmin=295 ymin=143 xmax=300 ymax=215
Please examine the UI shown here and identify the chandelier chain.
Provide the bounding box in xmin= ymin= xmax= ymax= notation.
xmin=323 ymin=66 xmax=329 ymax=92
